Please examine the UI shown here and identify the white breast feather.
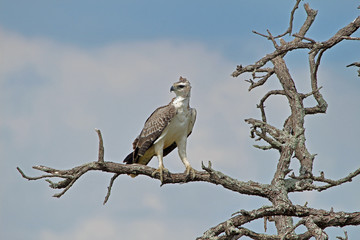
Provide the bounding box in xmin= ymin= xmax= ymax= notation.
xmin=154 ymin=96 xmax=190 ymax=148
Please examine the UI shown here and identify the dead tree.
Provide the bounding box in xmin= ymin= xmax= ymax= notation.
xmin=18 ymin=2 xmax=360 ymax=239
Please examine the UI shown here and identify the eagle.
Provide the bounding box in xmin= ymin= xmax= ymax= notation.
xmin=123 ymin=77 xmax=197 ymax=183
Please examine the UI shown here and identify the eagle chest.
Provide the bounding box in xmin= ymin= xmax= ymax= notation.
xmin=168 ymin=108 xmax=190 ymax=133
xmin=175 ymin=107 xmax=190 ymax=123
xmin=157 ymin=106 xmax=190 ymax=147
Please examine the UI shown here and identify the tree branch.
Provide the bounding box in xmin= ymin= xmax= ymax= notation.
xmin=17 ymin=160 xmax=274 ymax=201
xmin=198 ymin=205 xmax=360 ymax=240
xmin=245 ymin=118 xmax=288 ymax=150
xmin=347 ymin=62 xmax=360 ymax=77
xmin=273 ymin=0 xmax=302 ymax=39
xmin=289 ymin=166 xmax=360 ymax=192
xmin=103 ymin=173 xmax=119 ymax=205
xmin=280 ymin=219 xmax=306 ymax=240
xmin=336 ymin=230 xmax=348 ymax=240
xmin=16 ymin=130 xmax=274 ymax=202
xmin=244 ymin=68 xmax=275 ymax=91
xmin=231 ymin=41 xmax=313 ymax=77
xmin=257 ymin=90 xmax=286 ymax=123
xmin=232 ymin=8 xmax=360 ymax=78
xmin=304 ymin=217 xmax=328 ymax=240
xmin=95 ymin=128 xmax=104 ymax=163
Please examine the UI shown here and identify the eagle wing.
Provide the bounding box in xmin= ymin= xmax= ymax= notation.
xmin=132 ymin=102 xmax=176 ymax=162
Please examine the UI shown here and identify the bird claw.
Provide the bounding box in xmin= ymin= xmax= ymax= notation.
xmin=152 ymin=167 xmax=170 ymax=184
xmin=184 ymin=166 xmax=196 ymax=180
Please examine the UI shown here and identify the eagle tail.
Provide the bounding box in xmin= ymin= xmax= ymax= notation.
xmin=123 ymin=152 xmax=134 ymax=164
xmin=123 ymin=152 xmax=138 ymax=178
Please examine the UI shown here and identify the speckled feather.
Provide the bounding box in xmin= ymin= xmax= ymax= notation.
xmin=133 ymin=100 xmax=176 ymax=161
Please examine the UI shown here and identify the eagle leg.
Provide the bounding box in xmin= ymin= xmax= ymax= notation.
xmin=176 ymin=139 xmax=195 ymax=180
xmin=152 ymin=152 xmax=170 ymax=184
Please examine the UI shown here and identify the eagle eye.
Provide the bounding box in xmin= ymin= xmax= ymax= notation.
xmin=178 ymin=85 xmax=185 ymax=89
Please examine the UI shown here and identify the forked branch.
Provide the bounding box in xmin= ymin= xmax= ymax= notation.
xmin=289 ymin=167 xmax=360 ymax=192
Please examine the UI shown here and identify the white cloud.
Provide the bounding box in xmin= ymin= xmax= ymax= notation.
xmin=39 ymin=216 xmax=169 ymax=240
xmin=38 ymin=213 xmax=204 ymax=240
xmin=40 ymin=217 xmax=118 ymax=240
xmin=141 ymin=193 xmax=165 ymax=212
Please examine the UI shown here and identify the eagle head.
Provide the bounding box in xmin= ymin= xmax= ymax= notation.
xmin=170 ymin=76 xmax=191 ymax=97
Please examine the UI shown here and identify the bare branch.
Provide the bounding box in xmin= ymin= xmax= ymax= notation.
xmin=342 ymin=36 xmax=360 ymax=41
xmin=246 ymin=68 xmax=275 ymax=91
xmin=336 ymin=230 xmax=348 ymax=240
xmin=267 ymin=30 xmax=279 ymax=48
xmin=103 ymin=173 xmax=119 ymax=205
xmin=223 ymin=226 xmax=285 ymax=240
xmin=199 ymin=204 xmax=360 ymax=239
xmin=292 ymin=3 xmax=318 ymax=44
xmin=231 ymin=41 xmax=313 ymax=77
xmin=274 ymin=0 xmax=302 ymax=39
xmin=280 ymin=219 xmax=306 ymax=240
xmin=253 ymin=144 xmax=273 ymax=151
xmin=347 ymin=62 xmax=360 ymax=77
xmin=252 ymin=30 xmax=270 ymax=39
xmin=289 ymin=166 xmax=360 ymax=192
xmin=304 ymin=48 xmax=328 ymax=116
xmin=16 ymin=166 xmax=73 ymax=181
xmin=346 ymin=62 xmax=360 ymax=67
xmin=253 ymin=0 xmax=302 ymax=41
xmin=257 ymin=90 xmax=286 ymax=123
xmin=245 ymin=118 xmax=288 ymax=146
xmin=201 ymin=161 xmax=272 ymax=198
xmin=292 ymin=34 xmax=316 ymax=43
xmin=232 ymin=12 xmax=360 ymax=79
xmin=317 ymin=16 xmax=360 ymax=50
xmin=305 ymin=217 xmax=328 ymax=240
xmin=299 ymin=86 xmax=323 ymax=99
xmin=17 ymin=137 xmax=274 ymax=202
xmin=95 ymin=128 xmax=104 ymax=163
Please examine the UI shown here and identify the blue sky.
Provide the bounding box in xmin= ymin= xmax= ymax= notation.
xmin=2 ymin=0 xmax=358 ymax=59
xmin=1 ymin=1 xmax=360 ymax=240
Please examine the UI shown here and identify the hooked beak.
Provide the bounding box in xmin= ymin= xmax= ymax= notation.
xmin=170 ymin=86 xmax=175 ymax=92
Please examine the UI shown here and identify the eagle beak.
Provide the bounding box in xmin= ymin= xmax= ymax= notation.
xmin=170 ymin=86 xmax=175 ymax=92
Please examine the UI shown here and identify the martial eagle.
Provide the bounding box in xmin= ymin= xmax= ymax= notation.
xmin=124 ymin=77 xmax=197 ymax=183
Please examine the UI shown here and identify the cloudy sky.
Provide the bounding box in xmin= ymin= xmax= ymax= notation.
xmin=1 ymin=1 xmax=360 ymax=239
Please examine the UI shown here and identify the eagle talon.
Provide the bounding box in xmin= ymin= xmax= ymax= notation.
xmin=184 ymin=166 xmax=196 ymax=180
xmin=152 ymin=167 xmax=169 ymax=183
